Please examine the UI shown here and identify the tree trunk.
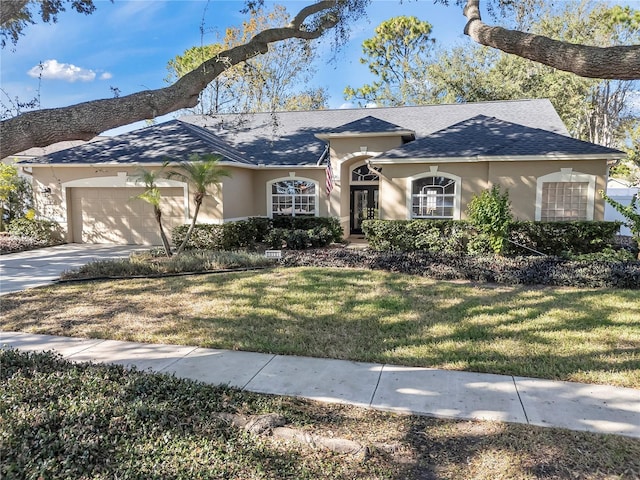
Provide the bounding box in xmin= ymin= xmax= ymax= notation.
xmin=463 ymin=0 xmax=640 ymax=80
xmin=0 ymin=1 xmax=341 ymax=158
xmin=176 ymin=199 xmax=202 ymax=255
xmin=155 ymin=207 xmax=173 ymax=257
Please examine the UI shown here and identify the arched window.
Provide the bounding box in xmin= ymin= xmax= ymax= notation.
xmin=351 ymin=164 xmax=380 ymax=182
xmin=408 ymin=173 xmax=461 ymax=219
xmin=268 ymin=178 xmax=318 ymax=217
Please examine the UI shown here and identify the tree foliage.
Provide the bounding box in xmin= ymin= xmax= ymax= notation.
xmin=422 ymin=1 xmax=639 ymax=151
xmin=0 ymin=163 xmax=32 ymax=231
xmin=169 ymin=154 xmax=231 ymax=255
xmin=133 ymin=164 xmax=173 ymax=257
xmin=0 ymin=0 xmax=99 ymax=48
xmin=466 ymin=185 xmax=513 ymax=254
xmin=344 ymin=15 xmax=435 ymax=106
xmin=0 ymin=0 xmax=369 ymax=158
xmin=1 ymin=0 xmax=638 ymax=158
xmin=166 ymin=5 xmax=328 ymax=114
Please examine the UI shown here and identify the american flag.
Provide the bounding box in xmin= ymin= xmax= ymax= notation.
xmin=325 ymin=160 xmax=334 ymax=196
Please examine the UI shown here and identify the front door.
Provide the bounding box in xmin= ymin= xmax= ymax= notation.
xmin=350 ymin=186 xmax=379 ymax=235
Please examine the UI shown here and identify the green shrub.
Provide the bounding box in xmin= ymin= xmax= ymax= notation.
xmin=222 ymin=220 xmax=258 ymax=249
xmin=265 ymin=228 xmax=287 ymax=249
xmin=7 ymin=216 xmax=61 ymax=243
xmin=173 ymin=217 xmax=343 ymax=251
xmin=363 ymin=219 xmax=473 ymax=252
xmin=172 ymin=224 xmax=224 ymax=250
xmin=272 ymin=216 xmax=343 ymax=243
xmin=507 ymin=221 xmax=622 ymax=256
xmin=246 ymin=217 xmax=273 ymax=242
xmin=363 ymin=219 xmax=626 ymax=257
xmin=280 ymin=249 xmax=640 ymax=289
xmin=466 ymin=185 xmax=513 ymax=254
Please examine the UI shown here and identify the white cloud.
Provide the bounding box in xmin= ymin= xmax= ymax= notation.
xmin=99 ymin=72 xmax=113 ymax=80
xmin=27 ymin=59 xmax=111 ymax=83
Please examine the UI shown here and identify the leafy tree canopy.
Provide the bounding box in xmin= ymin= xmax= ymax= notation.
xmin=1 ymin=0 xmax=638 ymax=158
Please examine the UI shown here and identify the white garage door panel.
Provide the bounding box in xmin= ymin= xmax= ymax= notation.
xmin=71 ymin=187 xmax=185 ymax=245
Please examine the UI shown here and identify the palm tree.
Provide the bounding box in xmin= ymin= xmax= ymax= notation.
xmin=170 ymin=154 xmax=231 ymax=255
xmin=133 ymin=164 xmax=173 ymax=257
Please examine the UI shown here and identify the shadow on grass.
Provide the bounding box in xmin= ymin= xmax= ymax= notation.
xmin=1 ymin=267 xmax=638 ymax=387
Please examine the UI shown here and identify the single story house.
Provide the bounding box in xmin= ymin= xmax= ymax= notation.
xmin=21 ymin=99 xmax=625 ymax=245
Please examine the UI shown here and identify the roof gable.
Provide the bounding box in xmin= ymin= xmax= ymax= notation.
xmin=25 ymin=120 xmax=251 ymax=165
xmin=376 ymin=115 xmax=624 ymax=161
xmin=318 ymin=115 xmax=414 ymax=136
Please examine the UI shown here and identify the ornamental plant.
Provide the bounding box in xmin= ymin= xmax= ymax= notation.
xmin=466 ymin=185 xmax=513 ymax=255
xmin=601 ymin=190 xmax=640 ymax=258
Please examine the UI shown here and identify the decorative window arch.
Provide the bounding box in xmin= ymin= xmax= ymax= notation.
xmin=535 ymin=169 xmax=596 ymax=221
xmin=267 ymin=177 xmax=319 ymax=218
xmin=407 ymin=168 xmax=462 ymax=220
xmin=351 ymin=162 xmax=381 ymax=184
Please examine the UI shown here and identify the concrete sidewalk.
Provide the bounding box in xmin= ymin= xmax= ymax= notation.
xmin=1 ymin=331 xmax=638 ymax=439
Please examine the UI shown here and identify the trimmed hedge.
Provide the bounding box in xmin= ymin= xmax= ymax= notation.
xmin=280 ymin=249 xmax=640 ymax=289
xmin=507 ymin=221 xmax=623 ymax=256
xmin=362 ymin=219 xmax=470 ymax=253
xmin=361 ymin=219 xmax=630 ymax=258
xmin=172 ymin=216 xmax=344 ymax=251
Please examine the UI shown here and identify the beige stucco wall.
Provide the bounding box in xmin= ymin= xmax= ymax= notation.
xmin=487 ymin=159 xmax=608 ymax=221
xmin=372 ymin=158 xmax=608 ymax=222
xmin=28 ymin=154 xmax=610 ymax=244
xmin=216 ymin=167 xmax=253 ymax=220
xmin=378 ymin=162 xmax=488 ymax=220
xmin=329 ymin=136 xmax=405 ymax=162
xmin=250 ymin=168 xmax=328 ymax=218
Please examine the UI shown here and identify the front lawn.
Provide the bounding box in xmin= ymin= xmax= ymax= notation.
xmin=1 ymin=267 xmax=638 ymax=388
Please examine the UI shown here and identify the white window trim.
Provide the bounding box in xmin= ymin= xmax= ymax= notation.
xmin=406 ymin=167 xmax=462 ymax=220
xmin=535 ymin=168 xmax=596 ymax=221
xmin=267 ymin=176 xmax=319 ymax=218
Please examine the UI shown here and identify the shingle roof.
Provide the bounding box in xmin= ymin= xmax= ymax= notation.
xmin=317 ymin=116 xmax=414 ymax=136
xmin=377 ymin=115 xmax=624 ymax=160
xmin=26 ymin=99 xmax=589 ymax=166
xmin=180 ymin=99 xmax=569 ymax=166
xmin=24 ymin=120 xmax=251 ymax=165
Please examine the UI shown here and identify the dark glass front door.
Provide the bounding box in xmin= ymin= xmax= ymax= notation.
xmin=350 ymin=186 xmax=379 ymax=235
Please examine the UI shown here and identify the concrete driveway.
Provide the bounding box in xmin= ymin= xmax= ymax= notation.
xmin=0 ymin=244 xmax=148 ymax=295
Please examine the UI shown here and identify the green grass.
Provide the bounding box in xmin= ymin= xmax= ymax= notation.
xmin=2 ymin=349 xmax=639 ymax=480
xmin=2 ymin=267 xmax=639 ymax=387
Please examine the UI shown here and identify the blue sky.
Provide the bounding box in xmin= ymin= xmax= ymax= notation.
xmin=1 ymin=0 xmax=474 ymax=134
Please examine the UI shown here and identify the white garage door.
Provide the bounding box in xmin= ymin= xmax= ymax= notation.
xmin=70 ymin=187 xmax=186 ymax=245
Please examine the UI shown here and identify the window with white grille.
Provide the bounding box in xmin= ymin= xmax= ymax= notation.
xmin=411 ymin=176 xmax=456 ymax=219
xmin=540 ymin=182 xmax=589 ymax=221
xmin=269 ymin=179 xmax=317 ymax=217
